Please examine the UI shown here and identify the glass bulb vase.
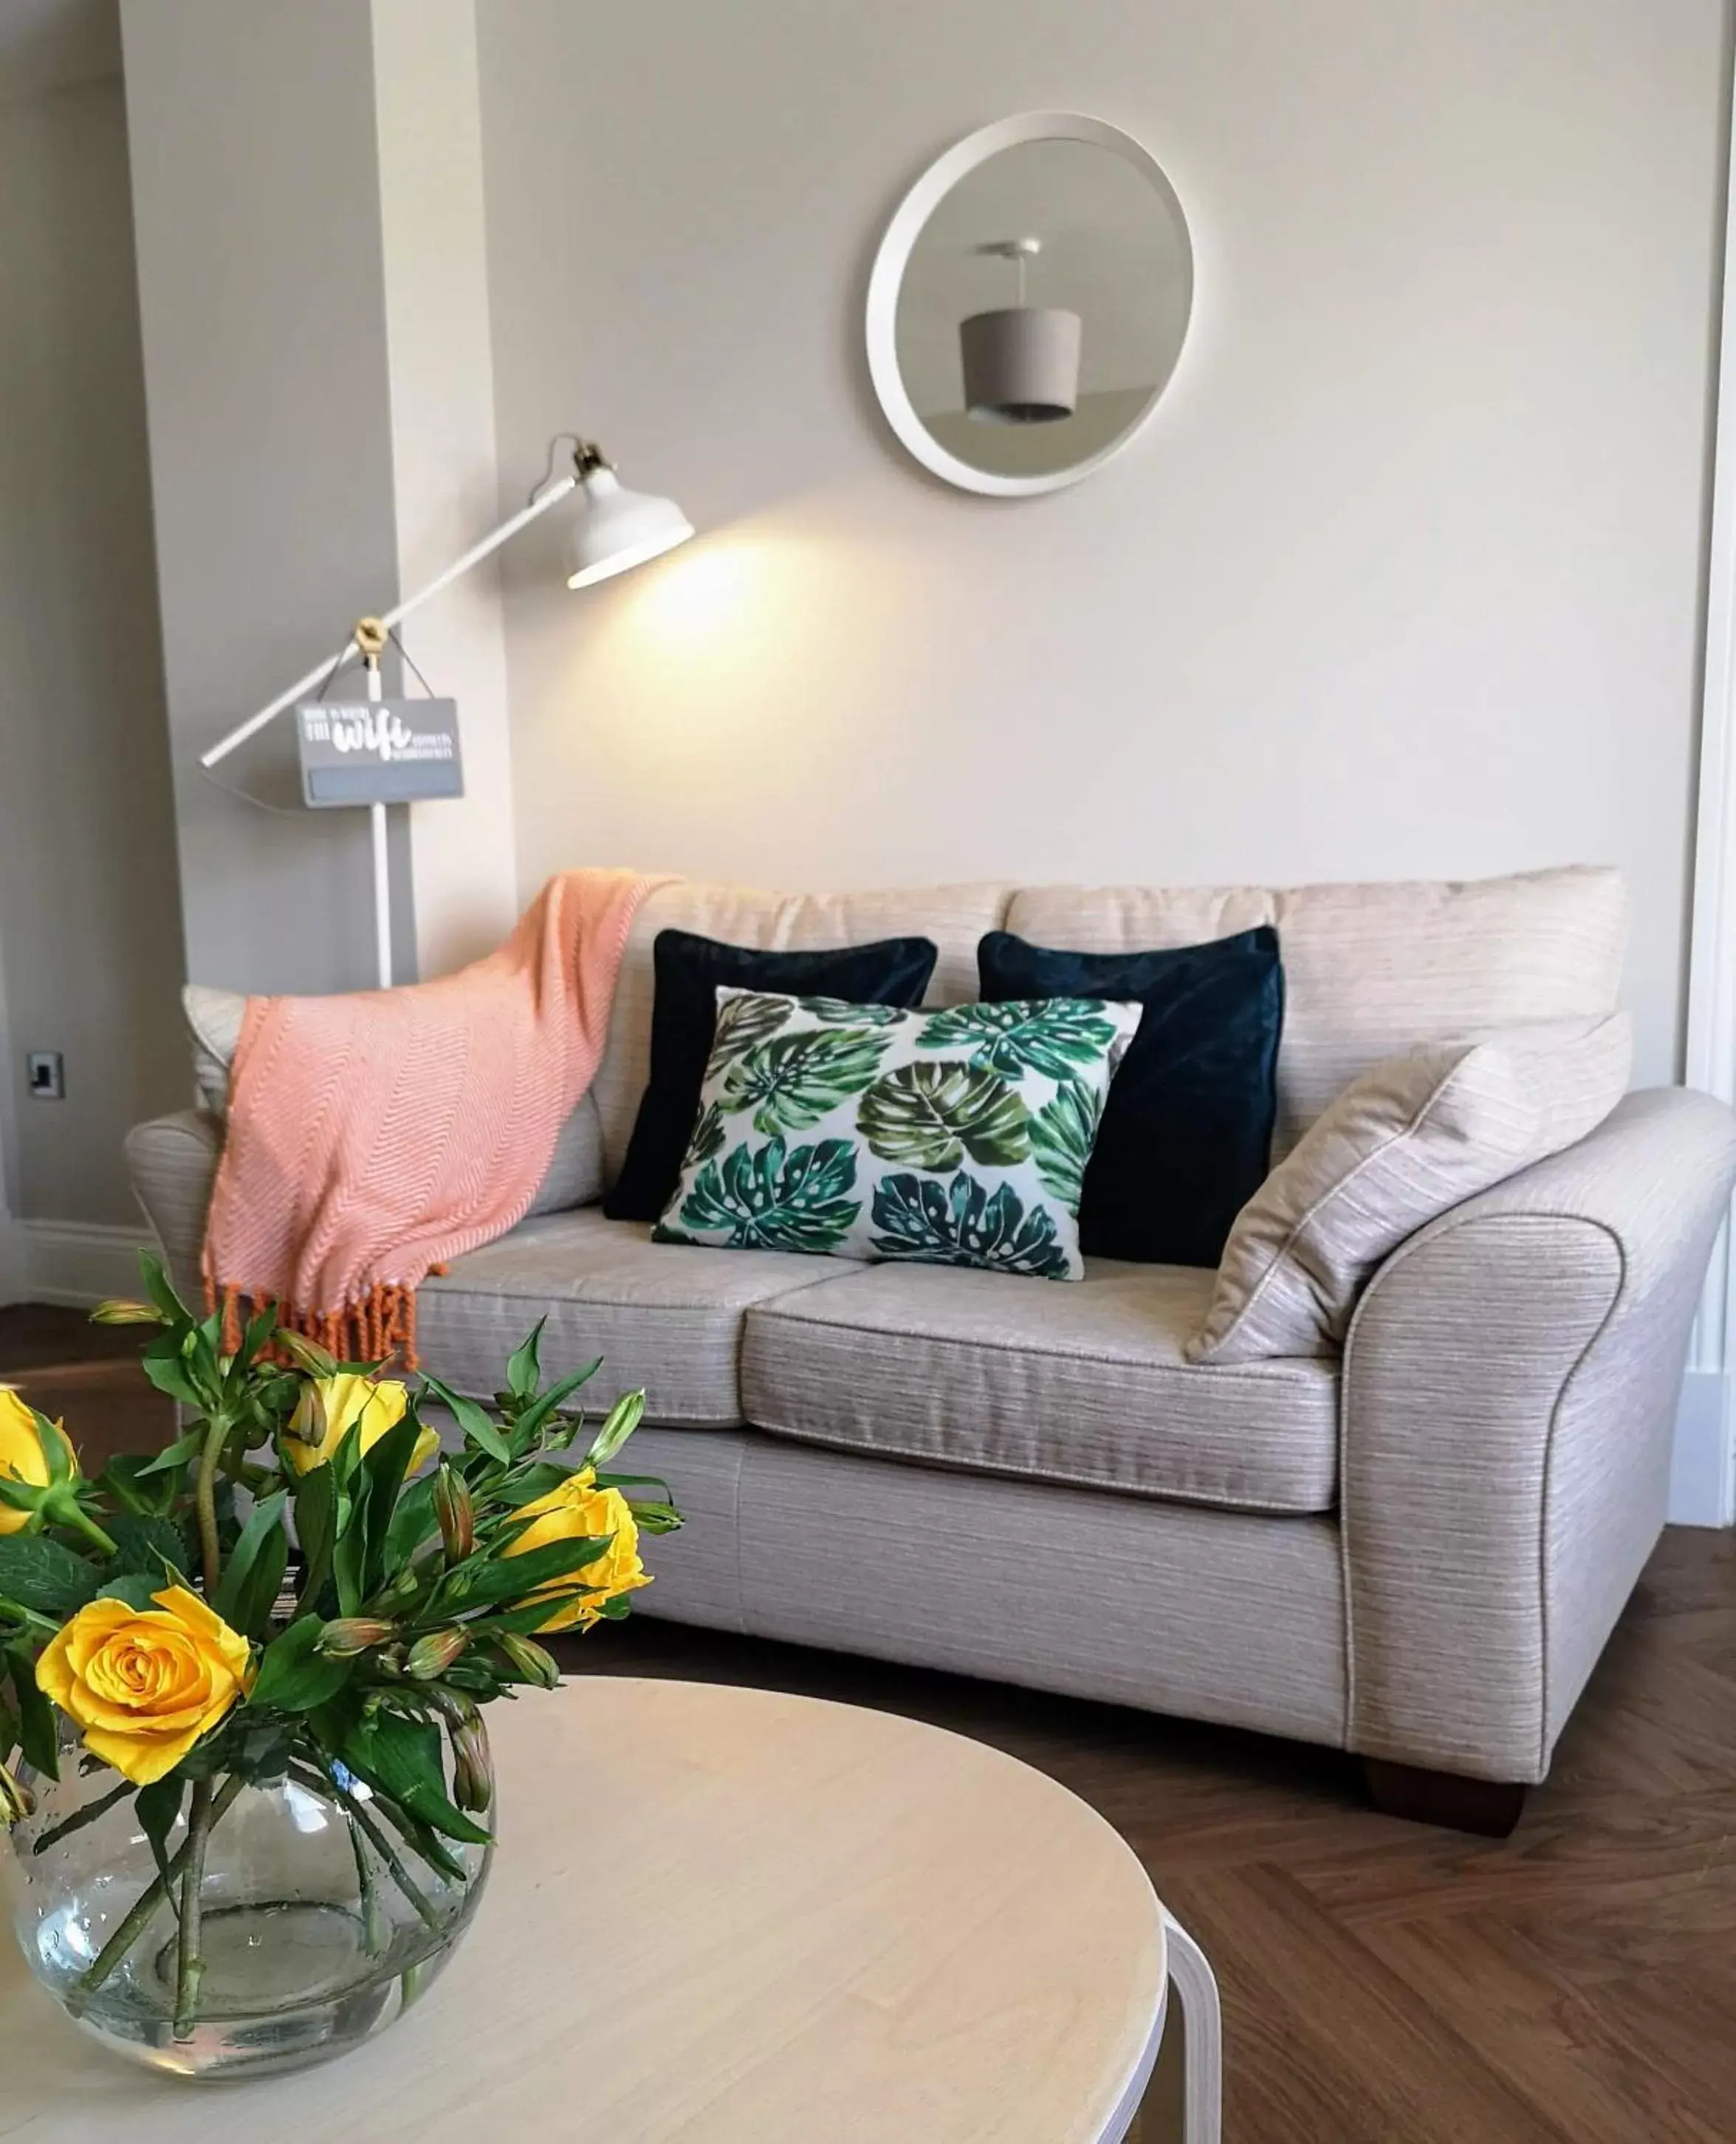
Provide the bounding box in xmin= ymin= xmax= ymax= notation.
xmin=4 ymin=1723 xmax=491 ymax=2078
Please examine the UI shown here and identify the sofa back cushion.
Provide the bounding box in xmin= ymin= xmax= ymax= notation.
xmin=1187 ymin=1011 xmax=1633 ymax=1364
xmin=1005 ymin=867 xmax=1626 ymax=1156
xmin=589 ymin=882 xmax=1013 ymax=1179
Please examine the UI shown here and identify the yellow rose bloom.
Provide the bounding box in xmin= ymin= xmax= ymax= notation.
xmin=35 ymin=1586 xmax=253 ymax=1787
xmin=284 ymin=1374 xmax=439 ymax=1476
xmin=0 ymin=1387 xmax=77 ymax=1538
xmin=504 ymin=1467 xmax=649 ymax=1633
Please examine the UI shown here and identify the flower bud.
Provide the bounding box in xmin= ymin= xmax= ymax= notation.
xmin=316 ymin=1617 xmax=397 ymax=1657
xmin=433 ymin=1465 xmax=473 ymax=1564
xmin=89 ymin=1298 xmax=161 ymax=1326
xmin=450 ymin=1716 xmax=493 ymax=1814
xmin=498 ymin=1633 xmax=560 ymax=1690
xmin=405 ymin=1627 xmax=469 ymax=1680
xmin=275 ymin=1330 xmax=340 ymax=1378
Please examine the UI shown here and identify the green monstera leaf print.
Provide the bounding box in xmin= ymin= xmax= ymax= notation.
xmin=858 ymin=1061 xmax=1031 ymax=1171
xmin=718 ymin=1026 xmax=891 ymax=1134
xmin=710 ymin=991 xmax=796 ymax=1066
xmin=659 ymin=1135 xmax=860 ymax=1253
xmin=683 ymin=1099 xmax=729 ymax=1168
xmin=1028 ymin=1078 xmax=1105 ymax=1216
xmin=870 ymin=1171 xmax=1071 ymax=1280
xmin=800 ymin=996 xmax=906 ymax=1026
xmin=917 ymin=999 xmax=1127 ymax=1083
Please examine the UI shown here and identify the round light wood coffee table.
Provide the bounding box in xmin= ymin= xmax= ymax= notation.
xmin=1 ymin=1679 xmax=1220 ymax=2143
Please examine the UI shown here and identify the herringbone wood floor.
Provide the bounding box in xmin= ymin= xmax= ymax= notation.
xmin=5 ymin=1305 xmax=1733 ymax=2141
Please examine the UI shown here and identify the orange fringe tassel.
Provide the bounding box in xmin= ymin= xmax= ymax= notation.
xmin=208 ymin=1274 xmax=444 ymax=1374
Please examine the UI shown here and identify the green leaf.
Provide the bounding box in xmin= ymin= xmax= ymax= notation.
xmin=249 ymin=1614 xmax=354 ymax=1713
xmin=95 ymin=1453 xmax=178 ymax=1518
xmin=94 ymin=1572 xmax=167 ymax=1610
xmin=438 ymin=1530 xmax=615 ymax=1614
xmin=859 ymin=1061 xmax=1031 ymax=1171
xmin=137 ymin=1354 xmax=205 ymax=1408
xmin=916 ymin=998 xmax=1128 ymax=1081
xmin=235 ymin=1518 xmax=288 ymax=1639
xmin=103 ymin=1513 xmax=191 ymax=1585
xmin=137 ymin=1248 xmax=192 ymax=1327
xmin=0 ymin=1535 xmax=102 ymax=1617
xmin=337 ymin=1708 xmax=493 ymax=1846
xmin=382 ymin=1469 xmax=438 ymax=1569
xmin=870 ymin=1171 xmax=1071 ymax=1280
xmin=417 ymin=1376 xmax=510 ymax=1465
xmin=292 ymin=1462 xmax=338 ymax=1609
xmin=719 ymin=1025 xmax=890 ymax=1134
xmin=212 ymin=1490 xmax=289 ymax=1631
xmin=10 ymin=1660 xmax=58 ymax=1779
xmin=504 ymin=1318 xmax=546 ymax=1404
xmin=584 ymin=1390 xmax=645 ymax=1472
xmin=507 ymin=1360 xmax=605 ymax=1453
xmin=357 ymin=1411 xmax=429 ymax=1597
xmin=488 ymin=1461 xmax=589 ymax=1510
xmin=659 ymin=1134 xmax=860 ymax=1255
xmin=135 ymin=1423 xmax=207 ymax=1478
xmin=1029 ymin=1078 xmax=1105 ymax=1216
xmin=134 ymin=1775 xmax=184 ymax=1894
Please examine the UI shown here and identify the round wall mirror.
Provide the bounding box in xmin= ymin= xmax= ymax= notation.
xmin=866 ymin=113 xmax=1194 ymax=497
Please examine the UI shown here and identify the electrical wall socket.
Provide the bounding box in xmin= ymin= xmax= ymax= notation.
xmin=27 ymin=1051 xmax=64 ymax=1100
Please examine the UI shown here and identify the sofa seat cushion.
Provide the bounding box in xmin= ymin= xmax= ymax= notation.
xmin=741 ymin=1259 xmax=1339 ymax=1513
xmin=419 ymin=1210 xmax=832 ymax=1428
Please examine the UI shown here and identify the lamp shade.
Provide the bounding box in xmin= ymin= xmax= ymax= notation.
xmin=566 ymin=466 xmax=693 ymax=589
xmin=960 ymin=306 xmax=1082 ymax=425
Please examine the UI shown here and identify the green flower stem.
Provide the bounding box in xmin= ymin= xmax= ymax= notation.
xmin=193 ymin=1411 xmax=232 ymax=1596
xmin=342 ymin=1809 xmax=387 ymax=1956
xmin=44 ymin=1491 xmax=117 ymax=1560
xmin=171 ymin=1776 xmax=215 ymax=2039
xmin=70 ymin=1772 xmax=246 ymax=2011
xmin=315 ymin=1759 xmax=442 ymax=1934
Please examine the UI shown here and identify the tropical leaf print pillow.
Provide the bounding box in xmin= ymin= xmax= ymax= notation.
xmin=653 ymin=988 xmax=1141 ymax=1280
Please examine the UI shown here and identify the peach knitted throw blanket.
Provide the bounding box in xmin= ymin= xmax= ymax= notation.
xmin=203 ymin=868 xmax=670 ymax=1369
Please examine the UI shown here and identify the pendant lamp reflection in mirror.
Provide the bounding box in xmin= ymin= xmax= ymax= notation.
xmin=868 ymin=112 xmax=1194 ymax=496
xmin=961 ymin=239 xmax=1081 ymax=425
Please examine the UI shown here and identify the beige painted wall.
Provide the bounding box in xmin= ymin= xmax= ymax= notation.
xmin=476 ymin=0 xmax=1727 ymax=1086
xmin=0 ymin=71 xmax=185 ymax=1224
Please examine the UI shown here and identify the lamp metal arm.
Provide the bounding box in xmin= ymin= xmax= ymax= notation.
xmin=199 ymin=465 xmax=580 ymax=770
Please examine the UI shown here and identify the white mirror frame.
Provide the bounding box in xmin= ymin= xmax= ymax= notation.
xmin=865 ymin=111 xmax=1195 ymax=499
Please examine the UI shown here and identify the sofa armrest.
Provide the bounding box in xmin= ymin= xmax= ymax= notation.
xmin=1342 ymin=1087 xmax=1736 ymax=1784
xmin=125 ymin=1109 xmax=224 ymax=1306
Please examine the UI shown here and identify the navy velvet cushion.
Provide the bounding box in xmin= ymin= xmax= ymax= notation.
xmin=976 ymin=926 xmax=1283 ymax=1268
xmin=603 ymin=928 xmax=939 ymax=1223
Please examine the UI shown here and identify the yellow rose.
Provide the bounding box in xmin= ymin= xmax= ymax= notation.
xmin=504 ymin=1468 xmax=650 ymax=1632
xmin=0 ymin=1388 xmax=77 ymax=1538
xmin=35 ymin=1586 xmax=253 ymax=1787
xmin=284 ymin=1374 xmax=439 ymax=1476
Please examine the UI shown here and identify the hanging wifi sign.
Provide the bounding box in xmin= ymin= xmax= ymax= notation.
xmin=295 ymin=698 xmax=465 ymax=807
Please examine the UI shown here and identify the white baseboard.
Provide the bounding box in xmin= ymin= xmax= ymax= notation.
xmin=11 ymin=1220 xmax=153 ymax=1309
xmin=1670 ymin=1369 xmax=1735 ymax=1528
xmin=0 ymin=1214 xmax=27 ymax=1307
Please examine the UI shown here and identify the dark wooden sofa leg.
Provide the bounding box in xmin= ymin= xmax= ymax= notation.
xmin=1363 ymin=1758 xmax=1528 ymax=1838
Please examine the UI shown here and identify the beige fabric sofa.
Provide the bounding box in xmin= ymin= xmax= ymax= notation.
xmin=126 ymin=868 xmax=1736 ymax=1829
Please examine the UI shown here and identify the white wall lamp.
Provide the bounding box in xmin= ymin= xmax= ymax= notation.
xmin=199 ymin=436 xmax=692 ymax=989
